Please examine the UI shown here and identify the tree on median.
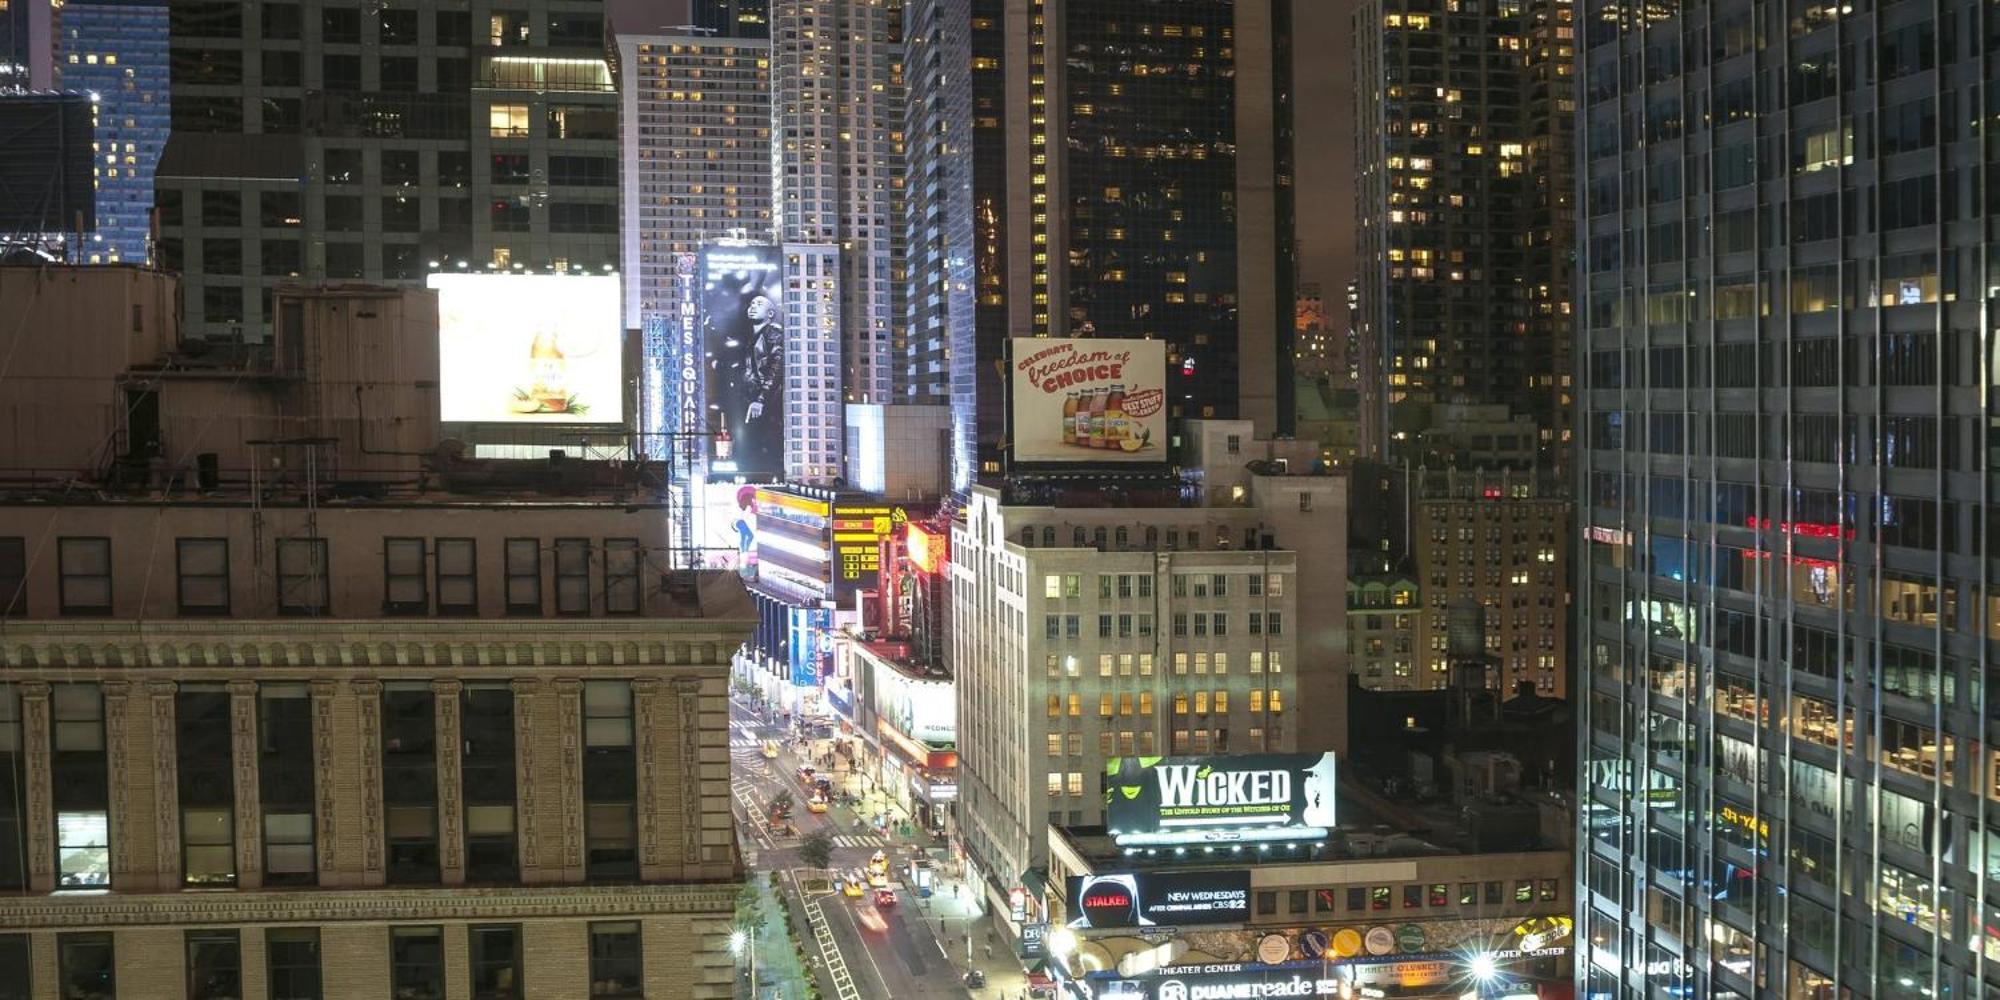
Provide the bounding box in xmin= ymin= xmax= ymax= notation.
xmin=799 ymin=828 xmax=834 ymax=871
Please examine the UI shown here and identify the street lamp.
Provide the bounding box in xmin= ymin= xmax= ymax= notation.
xmin=730 ymin=929 xmax=756 ymax=994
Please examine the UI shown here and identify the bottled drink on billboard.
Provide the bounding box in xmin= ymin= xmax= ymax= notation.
xmin=1104 ymin=384 xmax=1127 ymax=448
xmin=1062 ymin=392 xmax=1079 ymax=445
xmin=1086 ymin=388 xmax=1107 ymax=449
xmin=1075 ymin=388 xmax=1097 ymax=448
xmin=715 ymin=414 xmax=734 ymax=461
xmin=527 ymin=330 xmax=568 ymax=412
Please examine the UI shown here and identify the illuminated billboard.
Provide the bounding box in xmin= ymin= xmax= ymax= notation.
xmin=832 ymin=503 xmax=909 ymax=600
xmin=1106 ymin=753 xmax=1337 ymax=846
xmin=1011 ymin=337 xmax=1167 ymax=463
xmin=430 ymin=273 xmax=623 ymax=424
xmin=1065 ymin=871 xmax=1250 ymax=930
xmin=700 ymin=245 xmax=785 ymax=476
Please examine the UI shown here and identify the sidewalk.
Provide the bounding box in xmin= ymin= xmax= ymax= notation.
xmin=904 ymin=868 xmax=1042 ymax=999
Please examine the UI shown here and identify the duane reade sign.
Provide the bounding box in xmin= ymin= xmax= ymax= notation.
xmin=1105 ymin=753 xmax=1338 ymax=845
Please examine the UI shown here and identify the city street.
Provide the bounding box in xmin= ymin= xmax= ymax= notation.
xmin=729 ymin=694 xmax=1035 ymax=1000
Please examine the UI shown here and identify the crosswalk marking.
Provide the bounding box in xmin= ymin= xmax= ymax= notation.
xmin=832 ymin=834 xmax=885 ymax=848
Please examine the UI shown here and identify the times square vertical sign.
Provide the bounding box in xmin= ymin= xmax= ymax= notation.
xmin=675 ymin=253 xmax=700 ymax=470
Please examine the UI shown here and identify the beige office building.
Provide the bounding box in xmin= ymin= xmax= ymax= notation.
xmin=0 ymin=267 xmax=751 ymax=999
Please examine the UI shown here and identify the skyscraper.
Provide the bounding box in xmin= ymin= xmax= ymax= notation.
xmin=1576 ymin=0 xmax=1989 ymax=995
xmin=61 ymin=0 xmax=170 ymax=265
xmin=693 ymin=0 xmax=772 ymax=38
xmin=614 ymin=31 xmax=772 ymax=443
xmin=156 ymin=1 xmax=620 ymax=341
xmin=0 ymin=0 xmax=58 ymax=91
xmin=768 ymin=0 xmax=906 ymax=479
xmin=903 ymin=0 xmax=1295 ymax=486
xmin=1352 ymin=0 xmax=1574 ymax=469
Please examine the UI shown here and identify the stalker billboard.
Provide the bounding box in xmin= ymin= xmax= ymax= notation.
xmin=1010 ymin=337 xmax=1167 ymax=463
xmin=1065 ymin=871 xmax=1251 ymax=929
xmin=1105 ymin=753 xmax=1337 ymax=845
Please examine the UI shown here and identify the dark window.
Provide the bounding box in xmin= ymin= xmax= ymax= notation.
xmin=589 ymin=922 xmax=642 ymax=997
xmin=490 ymin=154 xmax=530 ymax=184
xmin=277 ymin=538 xmax=329 ymax=615
xmin=262 ymin=241 xmax=302 ymax=277
xmin=325 ymin=149 xmax=363 ymax=185
xmin=59 ymin=934 xmax=115 ymax=999
xmin=1402 ymin=884 xmax=1422 ymax=908
xmin=555 ymin=539 xmax=591 ymax=615
xmin=57 ymin=538 xmax=111 ymax=615
xmin=380 ymin=9 xmax=419 ymax=44
xmin=382 ymin=150 xmax=421 ymax=186
xmin=322 ymin=53 xmax=361 ymax=90
xmin=324 ymin=195 xmax=364 ymax=232
xmin=1345 ymin=887 xmax=1365 ymax=911
xmin=1254 ymin=890 xmax=1276 ymax=915
xmin=179 ymin=688 xmax=236 ymax=886
xmin=1484 ymin=881 xmax=1503 ymax=904
xmin=469 ymin=925 xmax=523 ymax=1000
xmin=583 ymin=681 xmax=636 ymax=880
xmin=263 ymin=49 xmax=302 ymax=87
xmin=504 ymin=539 xmax=541 ymax=615
xmin=436 ymin=538 xmax=477 ymax=615
xmin=391 ymin=927 xmax=445 ymax=999
xmin=381 ymin=56 xmax=420 ymax=91
xmin=547 ymin=104 xmax=616 ymax=140
xmin=202 ymin=240 xmax=244 ymax=275
xmin=1287 ymin=889 xmax=1308 ymax=913
xmin=187 ymin=930 xmax=241 ymax=1000
xmin=547 ymin=13 xmax=604 ymax=46
xmin=436 ymin=11 xmax=472 ymax=46
xmin=603 ymin=539 xmax=641 ymax=615
xmin=384 ymin=537 xmax=428 ymax=614
xmin=382 ymin=685 xmax=439 ymax=884
xmin=0 ymin=689 xmax=21 ymax=891
xmin=328 ymin=241 xmax=365 ymax=280
xmin=0 ymin=537 xmax=26 ymax=616
xmin=175 ymin=538 xmax=230 ymax=615
xmin=201 ymin=191 xmax=241 ymax=227
xmin=267 ymin=928 xmax=321 ymax=1000
xmin=173 ymin=96 xmax=244 ymax=133
xmin=261 ymin=190 xmax=302 ymax=228
xmin=322 ymin=7 xmax=361 ymax=43
xmin=260 ymin=683 xmax=316 ymax=886
xmin=262 ymin=4 xmax=301 ymax=39
xmin=437 ymin=152 xmax=471 ymax=189
xmin=382 ymin=196 xmax=422 ymax=233
xmin=0 ymin=935 xmax=26 ymax=1000
xmin=463 ymin=686 xmax=518 ymax=883
xmin=549 ymin=155 xmax=616 ymax=186
xmin=491 ymin=199 xmax=531 ymax=232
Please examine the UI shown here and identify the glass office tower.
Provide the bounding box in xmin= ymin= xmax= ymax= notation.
xmin=1577 ymin=0 xmax=1997 ymax=996
xmin=62 ymin=0 xmax=170 ymax=265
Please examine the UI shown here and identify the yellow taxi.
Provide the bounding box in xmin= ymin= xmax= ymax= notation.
xmin=841 ymin=871 xmax=866 ymax=898
xmin=806 ymin=794 xmax=829 ymax=814
xmin=761 ymin=741 xmax=780 ymax=760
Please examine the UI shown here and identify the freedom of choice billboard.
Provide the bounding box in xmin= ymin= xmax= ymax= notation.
xmin=1105 ymin=753 xmax=1337 ymax=845
xmin=1010 ymin=337 xmax=1167 ymax=463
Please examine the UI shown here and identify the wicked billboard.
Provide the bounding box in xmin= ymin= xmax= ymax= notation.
xmin=1106 ymin=754 xmax=1337 ymax=845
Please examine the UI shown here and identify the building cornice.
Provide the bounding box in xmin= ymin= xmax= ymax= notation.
xmin=0 ymin=881 xmax=740 ymax=930
xmin=0 ymin=618 xmax=754 ymax=675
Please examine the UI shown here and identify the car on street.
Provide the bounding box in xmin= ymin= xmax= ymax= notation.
xmin=806 ymin=794 xmax=829 ymax=813
xmin=761 ymin=741 xmax=780 ymax=759
xmin=873 ymin=888 xmax=896 ymax=908
xmin=962 ymin=970 xmax=986 ymax=989
xmin=841 ymin=875 xmax=865 ymax=898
